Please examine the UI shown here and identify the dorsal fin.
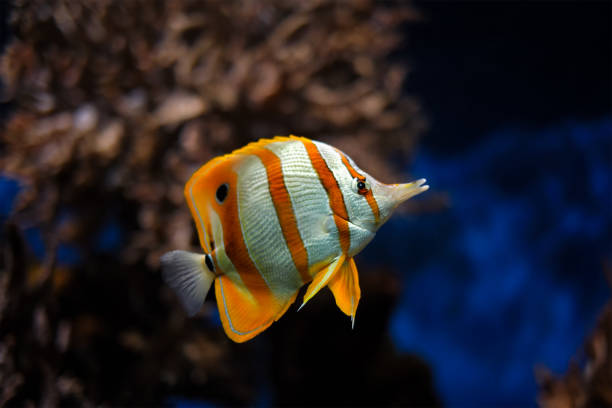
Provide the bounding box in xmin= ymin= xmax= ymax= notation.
xmin=225 ymin=135 xmax=306 ymax=158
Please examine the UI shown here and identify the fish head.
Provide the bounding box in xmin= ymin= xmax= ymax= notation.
xmin=343 ymin=173 xmax=429 ymax=229
xmin=337 ymin=151 xmax=429 ymax=239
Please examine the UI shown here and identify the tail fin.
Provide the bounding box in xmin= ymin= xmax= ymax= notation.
xmin=160 ymin=250 xmax=215 ymax=316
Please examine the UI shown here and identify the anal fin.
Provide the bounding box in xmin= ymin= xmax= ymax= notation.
xmin=215 ymin=276 xmax=298 ymax=343
xmin=299 ymin=254 xmax=347 ymax=311
xmin=328 ymin=257 xmax=361 ymax=328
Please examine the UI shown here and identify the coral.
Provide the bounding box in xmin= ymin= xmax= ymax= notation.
xmin=536 ymin=270 xmax=612 ymax=408
xmin=0 ymin=0 xmax=427 ymax=405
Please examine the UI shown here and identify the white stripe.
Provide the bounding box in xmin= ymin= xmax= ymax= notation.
xmin=264 ymin=141 xmax=341 ymax=275
xmin=234 ymin=155 xmax=301 ymax=297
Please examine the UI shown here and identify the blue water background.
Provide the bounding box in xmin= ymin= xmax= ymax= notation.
xmin=361 ymin=118 xmax=611 ymax=405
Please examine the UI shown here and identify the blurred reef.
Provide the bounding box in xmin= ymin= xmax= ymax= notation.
xmin=0 ymin=0 xmax=434 ymax=406
xmin=0 ymin=0 xmax=424 ymax=268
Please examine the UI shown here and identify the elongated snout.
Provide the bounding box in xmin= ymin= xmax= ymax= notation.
xmin=371 ymin=178 xmax=429 ymax=227
xmin=391 ymin=178 xmax=429 ymax=203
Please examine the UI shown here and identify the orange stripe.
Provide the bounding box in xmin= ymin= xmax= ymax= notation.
xmin=302 ymin=140 xmax=351 ymax=254
xmin=364 ymin=194 xmax=380 ymax=224
xmin=338 ymin=152 xmax=381 ymax=224
xmin=338 ymin=151 xmax=363 ymax=180
xmin=253 ymin=148 xmax=310 ymax=283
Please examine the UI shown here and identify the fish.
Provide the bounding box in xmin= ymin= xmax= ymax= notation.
xmin=161 ymin=136 xmax=428 ymax=342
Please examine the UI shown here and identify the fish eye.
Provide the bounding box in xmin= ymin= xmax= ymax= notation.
xmin=352 ymin=177 xmax=370 ymax=195
xmin=204 ymin=254 xmax=215 ymax=272
xmin=216 ymin=183 xmax=229 ymax=203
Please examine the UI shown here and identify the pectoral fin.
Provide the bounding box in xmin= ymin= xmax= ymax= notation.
xmin=328 ymin=257 xmax=361 ymax=328
xmin=299 ymin=254 xmax=347 ymax=311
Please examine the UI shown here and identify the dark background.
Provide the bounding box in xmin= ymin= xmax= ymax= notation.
xmin=408 ymin=1 xmax=610 ymax=152
xmin=369 ymin=1 xmax=611 ymax=404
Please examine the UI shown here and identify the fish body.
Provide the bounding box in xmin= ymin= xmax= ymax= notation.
xmin=161 ymin=136 xmax=428 ymax=342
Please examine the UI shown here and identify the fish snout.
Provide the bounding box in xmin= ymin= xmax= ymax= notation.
xmin=391 ymin=178 xmax=429 ymax=204
xmin=372 ymin=178 xmax=429 ymax=226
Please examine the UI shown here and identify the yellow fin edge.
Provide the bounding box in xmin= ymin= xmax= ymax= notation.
xmin=299 ymin=254 xmax=347 ymax=311
xmin=328 ymin=257 xmax=361 ymax=328
xmin=215 ymin=276 xmax=299 ymax=343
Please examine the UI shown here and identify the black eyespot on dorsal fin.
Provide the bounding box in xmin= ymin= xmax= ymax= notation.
xmin=216 ymin=183 xmax=228 ymax=203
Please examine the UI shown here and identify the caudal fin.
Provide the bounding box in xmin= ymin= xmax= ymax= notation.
xmin=160 ymin=250 xmax=215 ymax=316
